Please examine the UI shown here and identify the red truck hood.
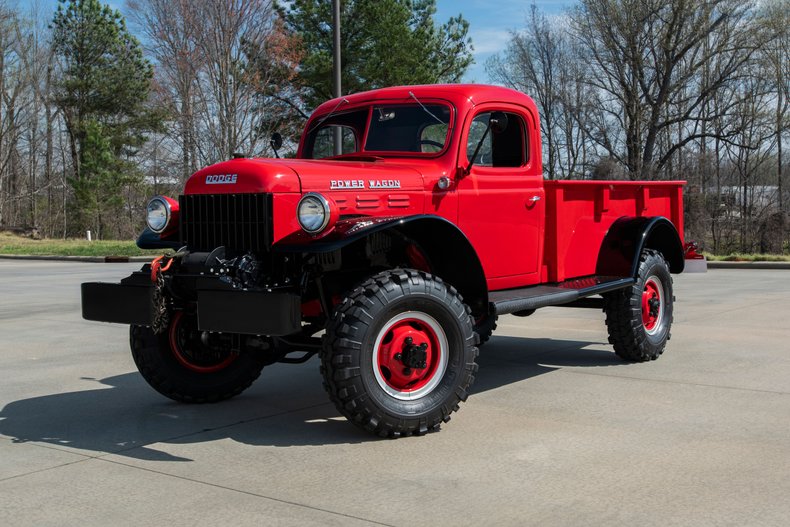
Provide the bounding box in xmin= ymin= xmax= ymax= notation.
xmin=184 ymin=158 xmax=423 ymax=194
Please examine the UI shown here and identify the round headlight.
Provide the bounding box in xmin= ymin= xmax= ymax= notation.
xmin=146 ymin=197 xmax=170 ymax=233
xmin=297 ymin=193 xmax=331 ymax=233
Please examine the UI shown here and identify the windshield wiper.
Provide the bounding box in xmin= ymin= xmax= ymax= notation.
xmin=306 ymin=97 xmax=350 ymax=136
xmin=325 ymin=153 xmax=384 ymax=162
xmin=409 ymin=91 xmax=445 ymax=125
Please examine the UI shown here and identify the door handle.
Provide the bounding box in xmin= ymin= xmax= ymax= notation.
xmin=529 ymin=195 xmax=541 ymax=202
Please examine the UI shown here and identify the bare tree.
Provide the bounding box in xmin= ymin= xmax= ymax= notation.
xmin=571 ymin=0 xmax=768 ymax=180
xmin=758 ymin=0 xmax=789 ymax=216
xmin=487 ymin=5 xmax=591 ymax=179
xmin=127 ymin=0 xmax=204 ymax=182
xmin=128 ymin=0 xmax=300 ymax=179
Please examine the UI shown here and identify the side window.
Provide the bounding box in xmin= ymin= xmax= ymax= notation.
xmin=466 ymin=111 xmax=527 ymax=168
xmin=311 ymin=125 xmax=358 ymax=159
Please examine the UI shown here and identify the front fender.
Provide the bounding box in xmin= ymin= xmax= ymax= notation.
xmin=596 ymin=216 xmax=685 ymax=277
xmin=136 ymin=227 xmax=182 ymax=250
xmin=272 ymin=216 xmax=410 ymax=253
xmin=274 ymin=215 xmax=489 ymax=314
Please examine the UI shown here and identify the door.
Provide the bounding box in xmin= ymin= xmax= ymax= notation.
xmin=456 ymin=106 xmax=544 ymax=288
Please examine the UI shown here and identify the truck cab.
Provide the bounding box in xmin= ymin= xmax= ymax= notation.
xmin=83 ymin=84 xmax=686 ymax=438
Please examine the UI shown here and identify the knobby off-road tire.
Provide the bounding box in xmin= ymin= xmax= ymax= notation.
xmin=474 ymin=312 xmax=498 ymax=347
xmin=130 ymin=311 xmax=267 ymax=403
xmin=604 ymin=249 xmax=674 ymax=362
xmin=321 ymin=269 xmax=479 ymax=438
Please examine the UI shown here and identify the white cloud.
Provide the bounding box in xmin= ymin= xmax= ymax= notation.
xmin=470 ymin=28 xmax=513 ymax=54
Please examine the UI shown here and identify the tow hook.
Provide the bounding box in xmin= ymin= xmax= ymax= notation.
xmin=394 ymin=336 xmax=428 ymax=369
xmin=150 ymin=254 xmax=180 ymax=334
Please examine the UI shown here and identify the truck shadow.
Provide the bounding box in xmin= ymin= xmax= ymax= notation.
xmin=0 ymin=336 xmax=625 ymax=461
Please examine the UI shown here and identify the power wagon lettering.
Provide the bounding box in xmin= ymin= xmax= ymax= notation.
xmin=82 ymin=84 xmax=689 ymax=441
xmin=330 ymin=179 xmax=364 ymax=189
xmin=368 ymin=179 xmax=401 ymax=189
xmin=329 ymin=179 xmax=401 ymax=190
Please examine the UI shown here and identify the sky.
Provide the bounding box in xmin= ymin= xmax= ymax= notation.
xmin=434 ymin=0 xmax=573 ymax=82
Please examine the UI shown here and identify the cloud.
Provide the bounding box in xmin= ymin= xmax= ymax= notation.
xmin=470 ymin=28 xmax=513 ymax=55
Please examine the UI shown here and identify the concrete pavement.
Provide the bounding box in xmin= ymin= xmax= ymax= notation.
xmin=1 ymin=261 xmax=789 ymax=526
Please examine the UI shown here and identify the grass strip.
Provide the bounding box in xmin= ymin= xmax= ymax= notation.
xmin=703 ymin=252 xmax=790 ymax=262
xmin=0 ymin=232 xmax=162 ymax=257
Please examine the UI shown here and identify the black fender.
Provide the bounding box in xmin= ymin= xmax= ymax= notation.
xmin=596 ymin=216 xmax=685 ymax=277
xmin=274 ymin=215 xmax=489 ymax=313
xmin=136 ymin=227 xmax=182 ymax=250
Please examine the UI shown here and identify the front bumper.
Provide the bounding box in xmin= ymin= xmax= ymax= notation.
xmin=81 ymin=280 xmax=302 ymax=336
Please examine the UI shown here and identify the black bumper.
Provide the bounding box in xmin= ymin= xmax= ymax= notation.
xmin=81 ymin=282 xmax=302 ymax=336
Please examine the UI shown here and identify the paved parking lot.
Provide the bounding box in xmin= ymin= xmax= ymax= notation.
xmin=1 ymin=260 xmax=789 ymax=526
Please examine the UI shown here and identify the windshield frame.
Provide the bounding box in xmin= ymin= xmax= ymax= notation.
xmin=301 ymin=98 xmax=456 ymax=160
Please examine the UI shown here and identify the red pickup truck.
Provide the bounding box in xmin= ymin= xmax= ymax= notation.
xmin=82 ymin=84 xmax=686 ymax=438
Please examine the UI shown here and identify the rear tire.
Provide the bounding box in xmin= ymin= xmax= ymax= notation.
xmin=130 ymin=311 xmax=267 ymax=403
xmin=321 ymin=269 xmax=479 ymax=438
xmin=604 ymin=249 xmax=674 ymax=362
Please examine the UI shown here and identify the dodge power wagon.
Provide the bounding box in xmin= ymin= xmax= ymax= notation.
xmin=82 ymin=84 xmax=686 ymax=438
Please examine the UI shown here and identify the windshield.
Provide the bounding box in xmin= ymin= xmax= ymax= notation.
xmin=303 ymin=103 xmax=452 ymax=159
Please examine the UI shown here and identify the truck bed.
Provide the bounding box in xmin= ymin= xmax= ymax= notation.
xmin=542 ymin=180 xmax=684 ymax=283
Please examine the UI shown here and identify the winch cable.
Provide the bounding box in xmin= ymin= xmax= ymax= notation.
xmin=149 ymin=255 xmax=176 ymax=334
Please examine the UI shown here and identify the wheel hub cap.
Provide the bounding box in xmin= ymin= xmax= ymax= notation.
xmin=169 ymin=311 xmax=238 ymax=373
xmin=373 ymin=312 xmax=448 ymax=400
xmin=641 ymin=277 xmax=663 ymax=334
xmin=395 ymin=337 xmax=429 ymax=369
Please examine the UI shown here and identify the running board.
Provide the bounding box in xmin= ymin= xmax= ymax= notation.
xmin=490 ymin=276 xmax=634 ymax=315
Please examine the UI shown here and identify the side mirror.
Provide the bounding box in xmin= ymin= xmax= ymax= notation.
xmin=270 ymin=132 xmax=283 ymax=158
xmin=489 ymin=111 xmax=509 ymax=134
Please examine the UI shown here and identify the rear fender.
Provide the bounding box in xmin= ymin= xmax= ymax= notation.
xmin=274 ymin=215 xmax=488 ymax=313
xmin=596 ymin=216 xmax=685 ymax=277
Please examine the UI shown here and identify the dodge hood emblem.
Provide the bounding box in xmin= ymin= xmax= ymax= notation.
xmin=206 ymin=174 xmax=238 ymax=184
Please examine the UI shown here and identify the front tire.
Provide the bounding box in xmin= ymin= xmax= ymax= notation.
xmin=474 ymin=311 xmax=498 ymax=346
xmin=130 ymin=311 xmax=267 ymax=403
xmin=321 ymin=269 xmax=479 ymax=438
xmin=604 ymin=249 xmax=674 ymax=362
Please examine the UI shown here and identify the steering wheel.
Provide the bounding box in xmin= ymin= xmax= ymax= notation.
xmin=418 ymin=139 xmax=444 ymax=150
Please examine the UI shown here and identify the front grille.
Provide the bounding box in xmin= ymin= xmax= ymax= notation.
xmin=179 ymin=193 xmax=272 ymax=252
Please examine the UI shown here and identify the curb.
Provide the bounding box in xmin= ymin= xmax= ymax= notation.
xmin=706 ymin=261 xmax=790 ymax=270
xmin=0 ymin=254 xmax=155 ymax=263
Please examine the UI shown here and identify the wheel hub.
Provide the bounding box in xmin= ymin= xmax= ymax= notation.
xmin=641 ymin=277 xmax=663 ymax=334
xmin=372 ymin=312 xmax=448 ymax=400
xmin=169 ymin=312 xmax=239 ymax=373
xmin=394 ymin=337 xmax=428 ymax=369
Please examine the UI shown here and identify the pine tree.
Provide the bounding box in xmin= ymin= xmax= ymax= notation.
xmin=52 ymin=0 xmax=160 ymax=235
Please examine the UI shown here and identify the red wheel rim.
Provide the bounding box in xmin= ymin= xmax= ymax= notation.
xmin=641 ymin=277 xmax=663 ymax=334
xmin=168 ymin=311 xmax=238 ymax=373
xmin=373 ymin=312 xmax=448 ymax=400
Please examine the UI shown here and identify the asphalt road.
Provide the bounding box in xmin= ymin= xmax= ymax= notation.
xmin=1 ymin=261 xmax=789 ymax=526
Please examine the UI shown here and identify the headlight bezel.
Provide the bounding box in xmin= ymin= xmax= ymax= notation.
xmin=297 ymin=192 xmax=333 ymax=234
xmin=146 ymin=196 xmax=173 ymax=234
